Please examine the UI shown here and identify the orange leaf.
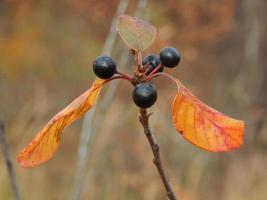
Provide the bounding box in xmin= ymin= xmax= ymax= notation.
xmin=172 ymin=80 xmax=244 ymax=152
xmin=116 ymin=15 xmax=156 ymax=51
xmin=17 ymin=79 xmax=106 ymax=167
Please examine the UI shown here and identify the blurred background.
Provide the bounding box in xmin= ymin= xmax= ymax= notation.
xmin=0 ymin=0 xmax=267 ymax=199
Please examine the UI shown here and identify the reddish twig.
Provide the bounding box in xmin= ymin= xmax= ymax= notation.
xmin=139 ymin=109 xmax=177 ymax=200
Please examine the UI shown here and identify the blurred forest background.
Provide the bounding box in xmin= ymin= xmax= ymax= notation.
xmin=1 ymin=0 xmax=267 ymax=200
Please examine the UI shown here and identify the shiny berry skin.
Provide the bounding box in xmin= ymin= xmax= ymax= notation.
xmin=142 ymin=54 xmax=163 ymax=74
xmin=159 ymin=47 xmax=180 ymax=68
xmin=132 ymin=83 xmax=157 ymax=108
xmin=93 ymin=55 xmax=117 ymax=79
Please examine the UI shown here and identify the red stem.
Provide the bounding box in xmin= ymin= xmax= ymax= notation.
xmin=147 ymin=72 xmax=177 ymax=84
xmin=146 ymin=64 xmax=163 ymax=79
xmin=114 ymin=72 xmax=132 ymax=81
xmin=107 ymin=75 xmax=131 ymax=82
xmin=144 ymin=64 xmax=151 ymax=74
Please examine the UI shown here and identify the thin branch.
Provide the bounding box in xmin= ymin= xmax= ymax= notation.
xmin=139 ymin=109 xmax=177 ymax=200
xmin=69 ymin=1 xmax=130 ymax=199
xmin=71 ymin=0 xmax=150 ymax=199
xmin=102 ymin=0 xmax=129 ymax=55
xmin=0 ymin=119 xmax=21 ymax=200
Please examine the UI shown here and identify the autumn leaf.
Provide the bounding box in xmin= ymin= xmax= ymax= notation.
xmin=116 ymin=14 xmax=156 ymax=51
xmin=17 ymin=79 xmax=106 ymax=168
xmin=172 ymin=80 xmax=244 ymax=152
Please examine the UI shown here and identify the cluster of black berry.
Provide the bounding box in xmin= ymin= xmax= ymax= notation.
xmin=93 ymin=47 xmax=180 ymax=109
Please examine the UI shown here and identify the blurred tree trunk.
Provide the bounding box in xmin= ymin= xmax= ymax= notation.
xmin=241 ymin=0 xmax=267 ymax=149
xmin=210 ymin=0 xmax=267 ymax=199
xmin=239 ymin=0 xmax=266 ymax=149
xmin=214 ymin=0 xmax=267 ymax=150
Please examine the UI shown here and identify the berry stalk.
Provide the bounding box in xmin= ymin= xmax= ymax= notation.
xmin=107 ymin=75 xmax=132 ymax=82
xmin=115 ymin=71 xmax=132 ymax=81
xmin=146 ymin=63 xmax=163 ymax=79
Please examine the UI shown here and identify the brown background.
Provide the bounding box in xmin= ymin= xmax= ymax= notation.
xmin=0 ymin=0 xmax=267 ymax=199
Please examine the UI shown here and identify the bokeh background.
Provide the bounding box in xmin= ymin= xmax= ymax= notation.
xmin=1 ymin=0 xmax=267 ymax=200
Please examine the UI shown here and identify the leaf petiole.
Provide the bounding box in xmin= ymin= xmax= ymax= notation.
xmin=147 ymin=72 xmax=177 ymax=84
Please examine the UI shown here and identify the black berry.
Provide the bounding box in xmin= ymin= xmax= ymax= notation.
xmin=93 ymin=55 xmax=117 ymax=79
xmin=143 ymin=54 xmax=163 ymax=74
xmin=132 ymin=83 xmax=157 ymax=108
xmin=160 ymin=47 xmax=180 ymax=68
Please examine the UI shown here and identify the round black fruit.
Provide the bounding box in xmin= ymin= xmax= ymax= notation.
xmin=160 ymin=47 xmax=180 ymax=68
xmin=93 ymin=55 xmax=116 ymax=79
xmin=132 ymin=83 xmax=157 ymax=108
xmin=142 ymin=54 xmax=163 ymax=74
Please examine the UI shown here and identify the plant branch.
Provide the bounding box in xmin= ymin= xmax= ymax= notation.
xmin=0 ymin=119 xmax=21 ymax=200
xmin=71 ymin=0 xmax=150 ymax=198
xmin=139 ymin=109 xmax=177 ymax=200
xmin=69 ymin=1 xmax=130 ymax=199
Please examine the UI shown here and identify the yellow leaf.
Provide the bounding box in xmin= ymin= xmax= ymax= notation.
xmin=173 ymin=80 xmax=244 ymax=152
xmin=17 ymin=79 xmax=105 ymax=167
